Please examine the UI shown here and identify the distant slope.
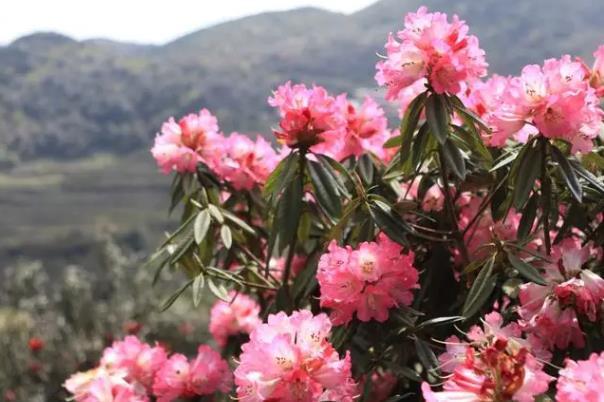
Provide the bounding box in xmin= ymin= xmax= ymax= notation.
xmin=0 ymin=0 xmax=602 ymax=161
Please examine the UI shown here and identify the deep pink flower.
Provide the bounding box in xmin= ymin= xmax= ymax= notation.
xmin=317 ymin=233 xmax=419 ymax=325
xmin=234 ymin=310 xmax=357 ymax=402
xmin=100 ymin=336 xmax=167 ymax=392
xmin=423 ymin=314 xmax=553 ymax=402
xmin=268 ymin=82 xmax=346 ymax=151
xmin=557 ymin=352 xmax=604 ymax=402
xmin=376 ymin=6 xmax=487 ymax=98
xmin=151 ymin=109 xmax=223 ymax=174
xmin=209 ymin=290 xmax=262 ymax=347
xmin=152 ymin=345 xmax=231 ymax=402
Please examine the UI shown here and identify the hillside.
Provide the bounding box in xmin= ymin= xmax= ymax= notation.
xmin=1 ymin=0 xmax=603 ymax=162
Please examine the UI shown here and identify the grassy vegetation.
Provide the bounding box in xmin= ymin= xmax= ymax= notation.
xmin=0 ymin=151 xmax=175 ymax=269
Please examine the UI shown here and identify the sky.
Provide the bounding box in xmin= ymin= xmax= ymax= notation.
xmin=0 ymin=0 xmax=377 ymax=45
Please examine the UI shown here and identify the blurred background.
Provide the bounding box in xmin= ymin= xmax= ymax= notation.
xmin=0 ymin=0 xmax=603 ymax=400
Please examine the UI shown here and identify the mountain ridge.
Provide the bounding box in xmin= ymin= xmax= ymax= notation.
xmin=0 ymin=0 xmax=602 ymax=162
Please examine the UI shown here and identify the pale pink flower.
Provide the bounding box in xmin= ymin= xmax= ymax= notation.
xmin=421 ymin=184 xmax=444 ymax=212
xmin=518 ymin=238 xmax=604 ymax=350
xmin=234 ymin=310 xmax=357 ymax=402
xmin=152 ymin=345 xmax=231 ymax=402
xmin=209 ymin=291 xmax=262 ymax=347
xmin=423 ymin=315 xmax=553 ymax=402
xmin=151 ymin=109 xmax=223 ymax=173
xmin=100 ymin=336 xmax=167 ymax=392
xmin=591 ymin=45 xmax=604 ymax=96
xmin=317 ymin=233 xmax=419 ymax=325
xmin=268 ymin=82 xmax=346 ymax=151
xmin=212 ymin=133 xmax=281 ymax=190
xmin=557 ymin=352 xmax=604 ymax=402
xmin=376 ymin=6 xmax=487 ymax=98
xmin=65 ymin=367 xmax=148 ymax=402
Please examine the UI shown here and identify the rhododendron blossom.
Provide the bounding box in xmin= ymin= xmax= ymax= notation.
xmin=376 ymin=6 xmax=487 ymax=99
xmin=268 ymin=82 xmax=345 ymax=151
xmin=591 ymin=44 xmax=604 ymax=96
xmin=556 ymin=352 xmax=604 ymax=402
xmin=423 ymin=312 xmax=553 ymax=402
xmin=64 ymin=367 xmax=148 ymax=402
xmin=151 ymin=109 xmax=222 ymax=173
xmin=152 ymin=345 xmax=231 ymax=402
xmin=518 ymin=238 xmax=604 ymax=350
xmin=212 ymin=133 xmax=281 ymax=190
xmin=317 ymin=233 xmax=419 ymax=325
xmin=234 ymin=310 xmax=357 ymax=402
xmin=209 ymin=290 xmax=262 ymax=347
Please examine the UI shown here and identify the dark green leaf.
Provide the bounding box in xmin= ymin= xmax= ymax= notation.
xmin=160 ymin=279 xmax=194 ymax=311
xmin=414 ymin=338 xmax=439 ymax=375
xmin=416 ymin=316 xmax=464 ymax=330
xmin=274 ymin=175 xmax=304 ymax=253
xmin=425 ymin=93 xmax=450 ymax=144
xmin=551 ymin=146 xmax=582 ymax=202
xmin=368 ymin=201 xmax=410 ymax=246
xmin=383 ymin=134 xmax=403 ymax=148
xmin=507 ymin=253 xmax=547 ymax=285
xmin=517 ymin=192 xmax=538 ymax=240
xmin=570 ymin=159 xmax=604 ymax=194
xmin=357 ymin=154 xmax=375 ymax=184
xmin=451 ymin=124 xmax=492 ymax=166
xmin=400 ymin=91 xmax=428 ymax=163
xmin=462 ymin=257 xmax=497 ymax=318
xmin=512 ymin=143 xmax=541 ymax=209
xmin=441 ymin=139 xmax=466 ymax=180
xmin=411 ymin=123 xmax=430 ymax=168
xmin=194 ymin=209 xmax=211 ymax=244
xmin=263 ymin=152 xmax=299 ymax=199
xmin=308 ymin=160 xmax=342 ymax=218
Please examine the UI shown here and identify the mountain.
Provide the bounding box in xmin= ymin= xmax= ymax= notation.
xmin=0 ymin=0 xmax=603 ymax=162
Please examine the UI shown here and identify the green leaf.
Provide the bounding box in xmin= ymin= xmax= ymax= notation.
xmin=400 ymin=91 xmax=428 ymax=163
xmin=512 ymin=143 xmax=542 ymax=209
xmin=264 ymin=152 xmax=300 ymax=200
xmin=308 ymin=160 xmax=342 ymax=218
xmin=383 ymin=134 xmax=403 ymax=148
xmin=222 ymin=210 xmax=256 ymax=235
xmin=449 ymin=95 xmax=490 ymax=132
xmin=414 ymin=338 xmax=439 ymax=375
xmin=411 ymin=122 xmax=430 ymax=168
xmin=368 ymin=201 xmax=410 ymax=246
xmin=416 ymin=316 xmax=464 ymax=330
xmin=160 ymin=279 xmax=194 ymax=312
xmin=462 ymin=257 xmax=497 ymax=318
xmin=207 ymin=204 xmax=224 ymax=224
xmin=220 ymin=225 xmax=232 ymax=249
xmin=207 ymin=278 xmax=230 ymax=302
xmin=192 ymin=272 xmax=205 ymax=307
xmin=194 ymin=209 xmax=211 ymax=244
xmin=273 ymin=174 xmax=304 ymax=253
xmin=570 ymin=159 xmax=604 ymax=194
xmin=441 ymin=139 xmax=466 ymax=180
xmin=507 ymin=253 xmax=547 ymax=285
xmin=451 ymin=124 xmax=492 ymax=166
xmin=357 ymin=154 xmax=375 ymax=184
xmin=425 ymin=93 xmax=450 ymax=144
xmin=517 ymin=192 xmax=538 ymax=240
xmin=316 ymin=154 xmax=352 ymax=197
xmin=551 ymin=146 xmax=582 ymax=202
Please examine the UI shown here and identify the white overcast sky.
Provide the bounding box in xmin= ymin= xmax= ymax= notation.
xmin=0 ymin=0 xmax=377 ymax=45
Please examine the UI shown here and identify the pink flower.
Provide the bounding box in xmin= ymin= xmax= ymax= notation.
xmin=557 ymin=352 xmax=604 ymax=402
xmin=234 ymin=310 xmax=357 ymax=402
xmin=152 ymin=345 xmax=231 ymax=402
xmin=376 ymin=6 xmax=487 ymax=98
xmin=333 ymin=95 xmax=393 ymax=161
xmin=151 ymin=109 xmax=223 ymax=173
xmin=518 ymin=238 xmax=604 ymax=350
xmin=268 ymin=82 xmax=346 ymax=151
xmin=423 ymin=315 xmax=553 ymax=402
xmin=472 ymin=56 xmax=603 ymax=153
xmin=64 ymin=367 xmax=148 ymax=402
xmin=359 ymin=370 xmax=398 ymax=402
xmin=591 ymin=45 xmax=604 ymax=96
xmin=317 ymin=233 xmax=419 ymax=325
xmin=421 ymin=184 xmax=444 ymax=212
xmin=212 ymin=133 xmax=281 ymax=190
xmin=209 ymin=291 xmax=262 ymax=347
xmin=100 ymin=336 xmax=167 ymax=392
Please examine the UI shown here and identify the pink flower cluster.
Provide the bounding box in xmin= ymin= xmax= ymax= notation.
xmin=209 ymin=290 xmax=262 ymax=347
xmin=556 ymin=352 xmax=604 ymax=402
xmin=464 ymin=55 xmax=603 ymax=152
xmin=269 ymin=82 xmax=394 ymax=160
xmin=375 ymin=6 xmax=487 ymax=99
xmin=423 ymin=312 xmax=553 ymax=402
xmin=234 ymin=310 xmax=357 ymax=402
xmin=399 ymin=178 xmax=445 ymax=212
xmin=151 ymin=109 xmax=280 ymax=190
xmin=64 ymin=336 xmax=231 ymax=402
xmin=518 ymin=237 xmax=604 ymax=350
xmin=590 ymin=45 xmax=604 ymax=97
xmin=317 ymin=233 xmax=419 ymax=325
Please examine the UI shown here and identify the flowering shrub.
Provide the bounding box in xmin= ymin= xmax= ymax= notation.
xmin=66 ymin=6 xmax=604 ymax=402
